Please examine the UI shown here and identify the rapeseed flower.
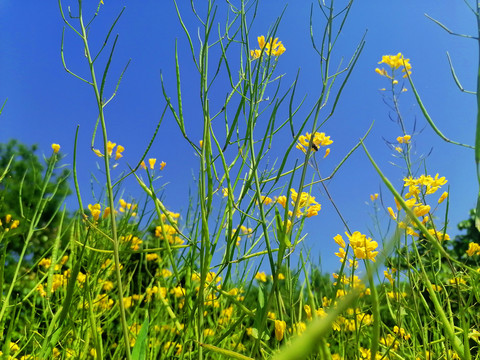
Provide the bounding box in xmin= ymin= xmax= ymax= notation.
xmin=148 ymin=158 xmax=156 ymax=169
xmin=146 ymin=253 xmax=159 ymax=261
xmin=275 ymin=320 xmax=287 ymax=341
xmin=255 ymin=271 xmax=267 ymax=282
xmin=396 ymin=135 xmax=411 ymax=144
xmin=438 ymin=191 xmax=448 ymax=203
xmin=467 ymin=242 xmax=480 ymax=256
xmin=51 ymin=143 xmax=60 ymax=153
xmin=106 ymin=141 xmax=116 ymax=156
xmin=375 ymin=52 xmax=412 ymax=78
xmin=335 ymin=231 xmax=379 ymax=262
xmin=115 ymin=145 xmax=124 ymax=160
xmin=88 ymin=203 xmax=101 ymax=221
xmin=296 ymin=132 xmax=333 ymax=154
xmin=250 ymin=35 xmax=286 ymax=59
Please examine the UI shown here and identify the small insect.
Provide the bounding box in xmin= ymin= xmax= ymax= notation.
xmin=311 ymin=143 xmax=319 ymax=151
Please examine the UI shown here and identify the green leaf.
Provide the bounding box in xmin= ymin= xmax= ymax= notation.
xmin=131 ymin=313 xmax=149 ymax=360
xmin=257 ymin=286 xmax=265 ymax=309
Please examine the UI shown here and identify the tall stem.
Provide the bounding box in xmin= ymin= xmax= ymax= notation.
xmin=475 ymin=5 xmax=480 ymax=230
xmin=78 ymin=4 xmax=131 ymax=359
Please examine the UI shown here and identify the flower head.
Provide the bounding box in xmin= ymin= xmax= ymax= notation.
xmin=250 ymin=35 xmax=286 ymax=59
xmin=375 ymin=53 xmax=412 ymax=78
xmin=115 ymin=145 xmax=125 ymax=160
xmin=51 ymin=143 xmax=61 ymax=154
xmin=107 ymin=141 xmax=116 ymax=157
xmin=275 ymin=320 xmax=287 ymax=341
xmin=296 ymin=132 xmax=333 ymax=154
xmin=148 ymin=158 xmax=156 ymax=170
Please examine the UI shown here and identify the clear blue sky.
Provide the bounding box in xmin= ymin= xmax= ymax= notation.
xmin=1 ymin=1 xmax=477 ymax=273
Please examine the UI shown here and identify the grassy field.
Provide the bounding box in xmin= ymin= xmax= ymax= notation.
xmin=1 ymin=1 xmax=480 ymax=359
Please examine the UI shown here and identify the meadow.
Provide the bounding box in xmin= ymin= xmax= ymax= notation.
xmin=1 ymin=1 xmax=480 ymax=359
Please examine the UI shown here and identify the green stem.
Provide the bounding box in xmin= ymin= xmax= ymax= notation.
xmin=77 ymin=4 xmax=131 ymax=359
xmin=475 ymin=3 xmax=480 ymax=230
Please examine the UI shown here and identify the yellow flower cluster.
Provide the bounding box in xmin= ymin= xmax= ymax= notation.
xmin=119 ymin=199 xmax=137 ymax=216
xmin=384 ymin=267 xmax=397 ymax=286
xmin=375 ymin=52 xmax=412 ymax=78
xmin=331 ymin=274 xmax=370 ymax=297
xmin=467 ymin=242 xmax=480 ymax=256
xmin=386 ymin=174 xmax=450 ymax=240
xmin=404 ymin=173 xmax=447 ymax=197
xmin=250 ymin=36 xmax=286 ymax=59
xmin=397 ymin=134 xmax=411 ymax=144
xmin=155 ymin=224 xmax=184 ymax=245
xmin=36 ymin=259 xmax=91 ymax=298
xmin=255 ymin=271 xmax=267 ymax=282
xmin=387 ymin=290 xmax=408 ymax=301
xmin=393 ymin=325 xmax=411 ymax=340
xmin=334 ymin=231 xmax=379 ymax=263
xmin=0 ymin=214 xmax=20 ymax=232
xmin=232 ymin=225 xmax=253 ymax=246
xmin=120 ymin=234 xmax=143 ymax=250
xmin=276 ymin=188 xmax=321 ymax=218
xmin=296 ymin=131 xmax=333 ymax=157
xmin=93 ymin=140 xmax=124 ymax=160
xmin=88 ymin=203 xmax=102 ymax=221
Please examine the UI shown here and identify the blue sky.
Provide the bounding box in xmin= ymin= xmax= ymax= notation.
xmin=1 ymin=1 xmax=477 ymax=274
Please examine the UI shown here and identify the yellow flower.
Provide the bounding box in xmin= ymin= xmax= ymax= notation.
xmin=51 ymin=143 xmax=61 ymax=153
xmin=260 ymin=196 xmax=273 ymax=206
xmin=255 ymin=272 xmax=267 ymax=282
xmin=438 ymin=191 xmax=448 ymax=204
xmin=146 ymin=253 xmax=159 ymax=261
xmin=106 ymin=141 xmax=116 ymax=156
xmin=296 ymin=132 xmax=333 ymax=153
xmin=334 ymin=234 xmax=346 ymax=248
xmin=466 ymin=242 xmax=480 ymax=256
xmin=387 ymin=207 xmax=397 ymax=220
xmin=250 ymin=35 xmax=286 ymax=59
xmin=115 ymin=145 xmax=124 ymax=160
xmin=376 ymin=52 xmax=412 ymax=78
xmin=88 ymin=203 xmax=101 ymax=221
xmin=370 ymin=193 xmax=379 ymax=201
xmin=148 ymin=158 xmax=156 ymax=169
xmin=160 ymin=161 xmax=166 ymax=170
xmin=204 ymin=328 xmax=215 ymax=337
xmin=396 ymin=135 xmax=411 ymax=144
xmin=276 ymin=195 xmax=287 ymax=208
xmin=384 ymin=268 xmax=396 ymax=286
xmin=346 ymin=231 xmax=379 ymax=262
xmin=159 ymin=268 xmax=172 ymax=278
xmin=427 ymin=228 xmax=450 ymax=242
xmin=9 ymin=219 xmax=19 ymax=230
xmin=93 ymin=148 xmax=103 ymax=157
xmin=275 ymin=320 xmax=287 ymax=341
xmin=413 ymin=204 xmax=430 ymax=217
